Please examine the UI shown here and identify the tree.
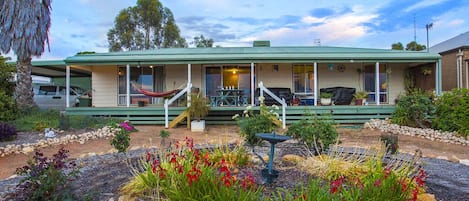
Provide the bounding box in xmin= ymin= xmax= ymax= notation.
xmin=107 ymin=0 xmax=186 ymax=52
xmin=391 ymin=42 xmax=404 ymax=50
xmin=0 ymin=0 xmax=52 ymax=109
xmin=0 ymin=55 xmax=15 ymax=95
xmin=405 ymin=41 xmax=426 ymax=51
xmin=191 ymin=35 xmax=214 ymax=48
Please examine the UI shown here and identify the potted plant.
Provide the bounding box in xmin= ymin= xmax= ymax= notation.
xmin=320 ymin=92 xmax=333 ymax=105
xmin=187 ymin=93 xmax=210 ymax=132
xmin=353 ymin=91 xmax=368 ymax=105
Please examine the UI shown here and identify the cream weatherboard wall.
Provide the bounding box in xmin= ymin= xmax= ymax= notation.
xmin=164 ymin=64 xmax=202 ymax=92
xmin=257 ymin=63 xmax=293 ymax=88
xmin=91 ymin=66 xmax=118 ymax=107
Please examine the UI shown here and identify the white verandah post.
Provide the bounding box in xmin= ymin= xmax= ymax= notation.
xmin=251 ymin=62 xmax=255 ymax=106
xmin=314 ymin=62 xmax=318 ymax=106
xmin=187 ymin=64 xmax=191 ymax=107
xmin=126 ymin=64 xmax=130 ymax=107
xmin=375 ymin=62 xmax=380 ymax=105
xmin=436 ymin=59 xmax=442 ymax=95
xmin=66 ymin=65 xmax=70 ymax=108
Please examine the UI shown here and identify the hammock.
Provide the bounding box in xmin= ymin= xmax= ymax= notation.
xmin=136 ymin=88 xmax=180 ymax=98
xmin=131 ymin=81 xmax=182 ymax=98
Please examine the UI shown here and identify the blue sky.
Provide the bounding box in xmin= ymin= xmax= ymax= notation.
xmin=7 ymin=0 xmax=469 ymax=60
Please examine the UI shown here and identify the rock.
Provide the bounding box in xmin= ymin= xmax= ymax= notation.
xmin=436 ymin=156 xmax=448 ymax=160
xmin=22 ymin=146 xmax=34 ymax=154
xmin=118 ymin=195 xmax=134 ymax=201
xmin=448 ymin=155 xmax=460 ymax=163
xmin=460 ymin=159 xmax=469 ymax=166
xmin=417 ymin=193 xmax=436 ymax=201
xmin=281 ymin=154 xmax=305 ymax=165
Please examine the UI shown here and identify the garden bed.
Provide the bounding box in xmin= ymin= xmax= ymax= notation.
xmin=2 ymin=141 xmax=468 ymax=200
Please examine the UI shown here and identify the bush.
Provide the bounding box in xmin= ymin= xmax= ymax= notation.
xmin=4 ymin=148 xmax=78 ymax=201
xmin=433 ymin=88 xmax=469 ymax=138
xmin=286 ymin=113 xmax=338 ymax=153
xmin=14 ymin=109 xmax=59 ymax=131
xmin=0 ymin=122 xmax=17 ymax=142
xmin=234 ymin=97 xmax=280 ymax=145
xmin=121 ymin=138 xmax=262 ymax=200
xmin=0 ymin=91 xmax=17 ymax=121
xmin=110 ymin=121 xmax=137 ymax=153
xmin=391 ymin=90 xmax=435 ymax=128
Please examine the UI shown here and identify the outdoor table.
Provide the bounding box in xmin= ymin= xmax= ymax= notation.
xmin=216 ymin=89 xmax=243 ymax=106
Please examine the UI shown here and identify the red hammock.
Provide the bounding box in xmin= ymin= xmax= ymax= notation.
xmin=136 ymin=88 xmax=180 ymax=98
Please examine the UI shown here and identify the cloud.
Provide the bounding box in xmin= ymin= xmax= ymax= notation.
xmin=309 ymin=8 xmax=335 ymax=18
xmin=301 ymin=16 xmax=325 ymax=24
xmin=404 ymin=0 xmax=448 ymax=12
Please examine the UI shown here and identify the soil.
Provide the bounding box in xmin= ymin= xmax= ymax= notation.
xmin=1 ymin=125 xmax=469 ymax=200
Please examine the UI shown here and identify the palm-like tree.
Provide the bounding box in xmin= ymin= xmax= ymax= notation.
xmin=0 ymin=0 xmax=52 ymax=109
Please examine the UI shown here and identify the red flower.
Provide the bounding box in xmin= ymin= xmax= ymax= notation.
xmin=330 ymin=176 xmax=344 ymax=194
xmin=151 ymin=159 xmax=159 ymax=174
xmin=415 ymin=169 xmax=427 ymax=187
xmin=411 ymin=188 xmax=419 ymax=201
xmin=203 ymin=152 xmax=211 ymax=165
xmin=383 ymin=166 xmax=391 ymax=179
xmin=187 ymin=173 xmax=198 ymax=185
xmin=170 ymin=153 xmax=177 ymax=164
xmin=146 ymin=151 xmax=152 ymax=162
xmin=241 ymin=173 xmax=255 ymax=189
xmin=373 ymin=179 xmax=382 ymax=187
xmin=400 ymin=179 xmax=408 ymax=192
xmin=176 ymin=164 xmax=184 ymax=174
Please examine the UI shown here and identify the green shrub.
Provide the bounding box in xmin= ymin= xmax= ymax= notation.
xmin=0 ymin=122 xmax=17 ymax=141
xmin=0 ymin=91 xmax=17 ymax=121
xmin=286 ymin=113 xmax=338 ymax=152
xmin=391 ymin=90 xmax=435 ymax=128
xmin=110 ymin=121 xmax=137 ymax=153
xmin=433 ymin=88 xmax=469 ymax=138
xmin=234 ymin=97 xmax=280 ymax=145
xmin=5 ymin=148 xmax=78 ymax=201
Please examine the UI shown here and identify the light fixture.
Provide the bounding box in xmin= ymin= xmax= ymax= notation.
xmin=149 ymin=65 xmax=153 ymax=68
xmin=273 ymin=64 xmax=279 ymax=72
xmin=328 ymin=64 xmax=334 ymax=71
xmin=137 ymin=61 xmax=141 ymax=68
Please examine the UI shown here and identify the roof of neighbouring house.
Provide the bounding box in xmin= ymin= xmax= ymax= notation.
xmin=430 ymin=31 xmax=469 ymax=54
xmin=64 ymin=46 xmax=440 ymax=65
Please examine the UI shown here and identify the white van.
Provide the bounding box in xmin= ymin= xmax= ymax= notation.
xmin=33 ymin=84 xmax=85 ymax=110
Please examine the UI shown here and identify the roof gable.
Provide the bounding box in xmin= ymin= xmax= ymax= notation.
xmin=430 ymin=31 xmax=469 ymax=54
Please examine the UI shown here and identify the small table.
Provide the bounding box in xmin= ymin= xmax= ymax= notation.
xmin=215 ymin=89 xmax=243 ymax=106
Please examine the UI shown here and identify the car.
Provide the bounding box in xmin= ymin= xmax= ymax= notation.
xmin=33 ymin=84 xmax=87 ymax=110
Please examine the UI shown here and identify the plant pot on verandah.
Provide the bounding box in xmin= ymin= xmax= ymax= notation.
xmin=187 ymin=93 xmax=210 ymax=132
xmin=353 ymin=91 xmax=368 ymax=105
xmin=320 ymin=92 xmax=333 ymax=105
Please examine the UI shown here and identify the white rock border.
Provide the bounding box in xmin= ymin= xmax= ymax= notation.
xmin=0 ymin=126 xmax=119 ymax=157
xmin=364 ymin=119 xmax=469 ymax=146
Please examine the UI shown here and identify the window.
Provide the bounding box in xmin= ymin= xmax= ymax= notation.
xmin=38 ymin=86 xmax=57 ymax=95
xmin=292 ymin=64 xmax=314 ymax=95
xmin=364 ymin=64 xmax=388 ymax=103
xmin=118 ymin=66 xmax=164 ymax=105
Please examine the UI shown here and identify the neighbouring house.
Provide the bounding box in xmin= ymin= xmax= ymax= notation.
xmin=430 ymin=31 xmax=469 ymax=90
xmin=26 ymin=41 xmax=442 ymax=127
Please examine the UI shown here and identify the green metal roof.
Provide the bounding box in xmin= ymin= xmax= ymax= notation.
xmin=65 ymin=46 xmax=441 ymax=65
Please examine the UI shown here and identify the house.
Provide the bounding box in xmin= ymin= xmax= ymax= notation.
xmin=29 ymin=42 xmax=442 ymax=126
xmin=430 ymin=31 xmax=469 ymax=90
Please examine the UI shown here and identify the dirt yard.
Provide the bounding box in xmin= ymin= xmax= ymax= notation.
xmin=1 ymin=125 xmax=468 ymax=180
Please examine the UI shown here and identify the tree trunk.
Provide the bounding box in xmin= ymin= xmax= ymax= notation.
xmin=15 ymin=57 xmax=36 ymax=109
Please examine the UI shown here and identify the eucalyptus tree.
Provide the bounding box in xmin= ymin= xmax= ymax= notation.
xmin=107 ymin=0 xmax=186 ymax=52
xmin=0 ymin=0 xmax=52 ymax=109
xmin=191 ymin=35 xmax=214 ymax=48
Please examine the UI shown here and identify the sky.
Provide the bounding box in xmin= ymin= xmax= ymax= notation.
xmin=5 ymin=0 xmax=469 ymax=60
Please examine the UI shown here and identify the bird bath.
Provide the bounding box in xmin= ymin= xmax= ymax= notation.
xmin=256 ymin=132 xmax=292 ymax=184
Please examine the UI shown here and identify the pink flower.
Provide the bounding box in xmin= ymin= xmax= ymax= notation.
xmin=119 ymin=122 xmax=134 ymax=131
